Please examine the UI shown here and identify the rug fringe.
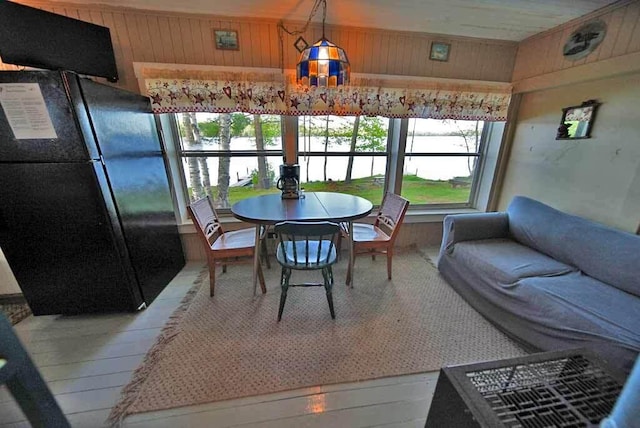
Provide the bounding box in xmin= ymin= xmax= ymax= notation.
xmin=106 ymin=268 xmax=207 ymax=427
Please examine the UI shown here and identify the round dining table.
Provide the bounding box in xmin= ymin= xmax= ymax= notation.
xmin=231 ymin=192 xmax=373 ymax=293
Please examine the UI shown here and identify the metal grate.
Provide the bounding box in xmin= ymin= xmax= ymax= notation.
xmin=466 ymin=355 xmax=623 ymax=428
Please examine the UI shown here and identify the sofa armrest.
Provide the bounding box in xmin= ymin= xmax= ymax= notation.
xmin=439 ymin=212 xmax=509 ymax=256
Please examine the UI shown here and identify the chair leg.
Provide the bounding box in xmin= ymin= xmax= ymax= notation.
xmin=347 ymin=250 xmax=359 ymax=285
xmin=209 ymin=264 xmax=216 ymax=296
xmin=0 ymin=316 xmax=70 ymax=428
xmin=257 ymin=260 xmax=267 ymax=294
xmin=277 ymin=268 xmax=290 ymax=321
xmin=323 ymin=267 xmax=336 ymax=319
xmin=387 ymin=248 xmax=393 ymax=280
xmin=260 ymin=233 xmax=271 ymax=270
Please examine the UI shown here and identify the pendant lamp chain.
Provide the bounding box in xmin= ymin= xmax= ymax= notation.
xmin=321 ymin=0 xmax=326 ymax=38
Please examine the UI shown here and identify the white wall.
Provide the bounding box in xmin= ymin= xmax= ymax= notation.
xmin=499 ymin=72 xmax=640 ymax=233
xmin=0 ymin=247 xmax=21 ymax=295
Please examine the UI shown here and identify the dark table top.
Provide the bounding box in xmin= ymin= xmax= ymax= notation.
xmin=231 ymin=192 xmax=374 ymax=225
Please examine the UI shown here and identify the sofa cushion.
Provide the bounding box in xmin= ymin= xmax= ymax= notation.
xmin=507 ymin=196 xmax=640 ymax=297
xmin=438 ymin=251 xmax=640 ymax=373
xmin=516 ymin=273 xmax=640 ymax=352
xmin=452 ymin=238 xmax=576 ymax=285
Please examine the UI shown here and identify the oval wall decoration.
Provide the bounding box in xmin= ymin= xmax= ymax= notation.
xmin=563 ymin=20 xmax=607 ymax=61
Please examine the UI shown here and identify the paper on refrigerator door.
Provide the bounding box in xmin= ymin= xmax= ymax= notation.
xmin=0 ymin=83 xmax=57 ymax=139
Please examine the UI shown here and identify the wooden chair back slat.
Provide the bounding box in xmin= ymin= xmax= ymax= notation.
xmin=375 ymin=193 xmax=410 ymax=240
xmin=188 ymin=196 xmax=222 ymax=247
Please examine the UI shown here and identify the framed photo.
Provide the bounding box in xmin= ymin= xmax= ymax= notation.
xmin=430 ymin=42 xmax=450 ymax=62
xmin=214 ymin=30 xmax=239 ymax=50
xmin=556 ymin=99 xmax=601 ymax=140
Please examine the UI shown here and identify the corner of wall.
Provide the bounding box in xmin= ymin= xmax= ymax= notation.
xmin=0 ymin=248 xmax=21 ymax=295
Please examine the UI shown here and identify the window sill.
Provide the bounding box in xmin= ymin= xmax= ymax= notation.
xmin=178 ymin=207 xmax=480 ymax=234
xmin=402 ymin=208 xmax=480 ymax=223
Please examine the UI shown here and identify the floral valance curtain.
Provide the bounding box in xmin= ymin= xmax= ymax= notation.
xmin=140 ymin=67 xmax=511 ymax=121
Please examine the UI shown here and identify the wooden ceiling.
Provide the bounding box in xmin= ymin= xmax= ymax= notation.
xmin=45 ymin=0 xmax=616 ymax=41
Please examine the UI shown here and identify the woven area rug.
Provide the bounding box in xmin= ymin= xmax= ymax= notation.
xmin=0 ymin=301 xmax=32 ymax=325
xmin=110 ymin=249 xmax=526 ymax=423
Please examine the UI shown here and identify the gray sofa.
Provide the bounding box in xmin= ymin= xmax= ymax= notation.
xmin=437 ymin=196 xmax=640 ymax=373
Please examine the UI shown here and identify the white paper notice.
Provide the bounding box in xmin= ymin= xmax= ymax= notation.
xmin=0 ymin=83 xmax=57 ymax=139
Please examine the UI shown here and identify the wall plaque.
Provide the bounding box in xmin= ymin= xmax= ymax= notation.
xmin=563 ymin=20 xmax=606 ymax=61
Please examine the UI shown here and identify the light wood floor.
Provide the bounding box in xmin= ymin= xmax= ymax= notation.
xmin=0 ymin=259 xmax=440 ymax=428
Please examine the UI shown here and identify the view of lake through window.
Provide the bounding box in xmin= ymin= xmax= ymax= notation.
xmin=176 ymin=113 xmax=484 ymax=208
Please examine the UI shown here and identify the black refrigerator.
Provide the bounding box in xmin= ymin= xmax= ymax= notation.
xmin=0 ymin=70 xmax=185 ymax=315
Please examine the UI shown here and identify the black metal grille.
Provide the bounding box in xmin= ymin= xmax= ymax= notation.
xmin=466 ymin=355 xmax=623 ymax=428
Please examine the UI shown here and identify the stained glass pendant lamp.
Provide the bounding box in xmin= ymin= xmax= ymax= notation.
xmin=296 ymin=0 xmax=350 ymax=87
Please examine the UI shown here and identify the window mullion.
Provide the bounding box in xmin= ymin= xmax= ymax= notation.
xmin=468 ymin=122 xmax=489 ymax=207
xmin=283 ymin=115 xmax=298 ymax=164
xmin=160 ymin=113 xmax=190 ymax=223
xmin=180 ymin=150 xmax=283 ymax=157
xmin=297 ymin=151 xmax=388 ymax=157
xmin=399 ymin=152 xmax=481 ymax=157
xmin=386 ymin=118 xmax=407 ymax=196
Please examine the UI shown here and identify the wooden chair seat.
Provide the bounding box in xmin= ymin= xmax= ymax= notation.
xmin=211 ymin=228 xmax=257 ymax=253
xmin=276 ymin=240 xmax=337 ymax=269
xmin=352 ymin=223 xmax=391 ymax=245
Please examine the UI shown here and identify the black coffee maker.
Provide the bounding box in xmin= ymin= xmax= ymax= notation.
xmin=276 ymin=164 xmax=301 ymax=199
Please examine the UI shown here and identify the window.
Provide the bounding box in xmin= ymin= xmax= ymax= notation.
xmin=175 ymin=112 xmax=282 ymax=208
xmin=400 ymin=118 xmax=485 ymax=206
xmin=298 ymin=115 xmax=390 ymax=206
xmin=170 ymin=112 xmax=499 ymax=214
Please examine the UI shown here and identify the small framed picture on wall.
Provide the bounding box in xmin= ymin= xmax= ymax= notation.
xmin=214 ymin=30 xmax=239 ymax=50
xmin=429 ymin=42 xmax=450 ymax=62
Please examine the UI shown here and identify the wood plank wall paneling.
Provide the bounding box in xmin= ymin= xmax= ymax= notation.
xmin=615 ymin=4 xmax=640 ymax=55
xmin=4 ymin=1 xmax=517 ymax=94
xmin=512 ymin=1 xmax=640 ymax=82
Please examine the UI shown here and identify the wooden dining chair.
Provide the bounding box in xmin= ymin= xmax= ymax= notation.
xmin=274 ymin=221 xmax=341 ymax=321
xmin=345 ymin=192 xmax=409 ymax=284
xmin=0 ymin=314 xmax=70 ymax=427
xmin=188 ymin=196 xmax=266 ymax=296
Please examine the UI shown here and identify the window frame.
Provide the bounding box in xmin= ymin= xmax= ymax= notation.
xmin=386 ymin=118 xmax=489 ymax=210
xmin=166 ymin=113 xmax=499 ymax=222
xmin=170 ymin=113 xmax=284 ymax=215
xmin=295 ymin=115 xmax=392 ymax=206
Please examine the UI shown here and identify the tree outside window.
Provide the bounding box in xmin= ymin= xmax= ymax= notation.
xmin=177 ymin=113 xmax=282 ymax=208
